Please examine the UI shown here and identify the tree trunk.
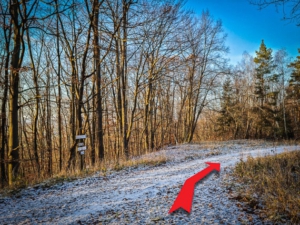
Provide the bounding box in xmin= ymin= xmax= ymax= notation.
xmin=8 ymin=0 xmax=23 ymax=185
xmin=1 ymin=23 xmax=11 ymax=186
xmin=93 ymin=0 xmax=105 ymax=162
xmin=55 ymin=0 xmax=63 ymax=171
xmin=26 ymin=28 xmax=41 ymax=176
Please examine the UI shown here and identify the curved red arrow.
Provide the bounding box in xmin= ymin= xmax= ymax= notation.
xmin=169 ymin=162 xmax=220 ymax=214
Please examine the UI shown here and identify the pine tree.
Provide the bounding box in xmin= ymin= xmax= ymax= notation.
xmin=254 ymin=40 xmax=277 ymax=106
xmin=288 ymin=49 xmax=300 ymax=99
xmin=217 ymin=77 xmax=235 ymax=137
xmin=253 ymin=40 xmax=279 ymax=138
xmin=287 ymin=49 xmax=300 ymax=138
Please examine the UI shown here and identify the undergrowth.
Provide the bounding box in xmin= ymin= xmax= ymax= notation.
xmin=113 ymin=156 xmax=167 ymax=171
xmin=1 ymin=155 xmax=168 ymax=194
xmin=233 ymin=150 xmax=300 ymax=224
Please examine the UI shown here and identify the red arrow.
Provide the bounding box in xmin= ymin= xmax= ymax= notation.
xmin=169 ymin=162 xmax=220 ymax=214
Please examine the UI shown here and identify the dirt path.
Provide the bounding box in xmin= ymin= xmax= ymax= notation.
xmin=0 ymin=141 xmax=298 ymax=224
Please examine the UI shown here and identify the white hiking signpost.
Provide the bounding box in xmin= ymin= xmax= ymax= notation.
xmin=76 ymin=134 xmax=86 ymax=140
xmin=78 ymin=146 xmax=87 ymax=151
xmin=76 ymin=134 xmax=86 ymax=170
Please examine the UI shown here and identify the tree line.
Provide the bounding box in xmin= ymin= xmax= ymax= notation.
xmin=0 ymin=0 xmax=299 ymax=187
xmin=0 ymin=0 xmax=228 ymax=186
xmin=195 ymin=41 xmax=300 ymax=142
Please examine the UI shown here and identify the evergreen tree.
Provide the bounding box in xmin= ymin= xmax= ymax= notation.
xmin=288 ymin=49 xmax=300 ymax=100
xmin=286 ymin=49 xmax=300 ymax=138
xmin=253 ymin=40 xmax=279 ymax=138
xmin=217 ymin=77 xmax=235 ymax=137
xmin=254 ymin=40 xmax=277 ymax=106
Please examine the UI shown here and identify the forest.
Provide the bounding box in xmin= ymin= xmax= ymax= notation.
xmin=0 ymin=0 xmax=299 ymax=187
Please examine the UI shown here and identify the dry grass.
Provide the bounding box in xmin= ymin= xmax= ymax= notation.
xmin=112 ymin=155 xmax=167 ymax=171
xmin=1 ymin=154 xmax=168 ymax=194
xmin=233 ymin=150 xmax=300 ymax=223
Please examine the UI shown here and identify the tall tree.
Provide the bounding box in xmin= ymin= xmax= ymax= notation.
xmin=179 ymin=12 xmax=228 ymax=143
xmin=0 ymin=2 xmax=12 ymax=186
xmin=90 ymin=0 xmax=105 ymax=163
xmin=287 ymin=49 xmax=300 ymax=137
xmin=274 ymin=49 xmax=291 ymax=138
xmin=54 ymin=0 xmax=63 ymax=172
xmin=288 ymin=49 xmax=300 ymax=93
xmin=253 ymin=40 xmax=278 ymax=138
xmin=216 ymin=77 xmax=235 ymax=137
xmin=7 ymin=0 xmax=27 ymax=185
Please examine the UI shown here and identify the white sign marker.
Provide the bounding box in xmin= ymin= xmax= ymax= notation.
xmin=80 ymin=151 xmax=85 ymax=155
xmin=76 ymin=135 xmax=86 ymax=139
xmin=78 ymin=146 xmax=87 ymax=151
xmin=78 ymin=142 xmax=85 ymax=147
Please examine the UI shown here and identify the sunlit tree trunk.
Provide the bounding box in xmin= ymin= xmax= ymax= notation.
xmin=8 ymin=0 xmax=25 ymax=185
xmin=0 ymin=15 xmax=11 ymax=186
xmin=92 ymin=0 xmax=105 ymax=162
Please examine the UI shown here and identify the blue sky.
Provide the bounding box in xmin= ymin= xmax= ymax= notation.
xmin=185 ymin=0 xmax=300 ymax=65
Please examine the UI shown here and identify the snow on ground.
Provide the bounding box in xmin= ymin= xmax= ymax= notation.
xmin=0 ymin=140 xmax=299 ymax=224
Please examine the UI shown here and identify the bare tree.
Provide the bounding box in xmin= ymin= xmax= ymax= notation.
xmin=275 ymin=49 xmax=291 ymax=138
xmin=7 ymin=0 xmax=29 ymax=185
xmin=250 ymin=0 xmax=300 ymax=26
xmin=0 ymin=2 xmax=12 ymax=186
xmin=178 ymin=12 xmax=228 ymax=143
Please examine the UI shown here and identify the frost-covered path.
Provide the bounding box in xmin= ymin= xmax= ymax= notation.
xmin=0 ymin=141 xmax=298 ymax=225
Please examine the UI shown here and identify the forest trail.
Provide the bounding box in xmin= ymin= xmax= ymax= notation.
xmin=0 ymin=140 xmax=298 ymax=224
